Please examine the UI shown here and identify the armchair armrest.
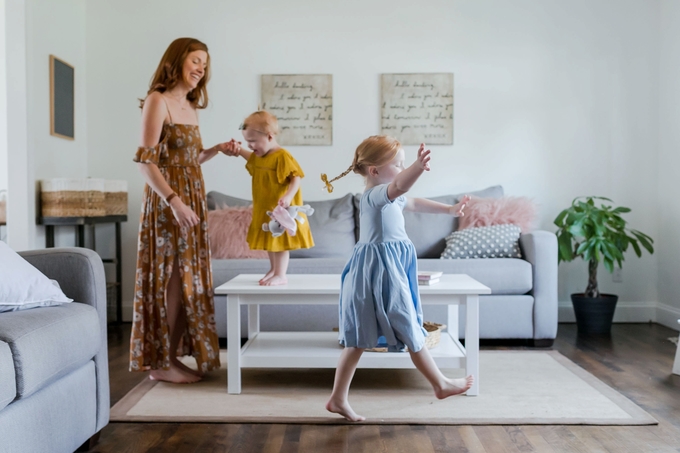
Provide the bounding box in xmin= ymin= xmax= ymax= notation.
xmin=18 ymin=247 xmax=110 ymax=431
xmin=519 ymin=231 xmax=558 ymax=340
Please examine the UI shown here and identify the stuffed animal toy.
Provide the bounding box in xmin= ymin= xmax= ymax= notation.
xmin=262 ymin=205 xmax=315 ymax=238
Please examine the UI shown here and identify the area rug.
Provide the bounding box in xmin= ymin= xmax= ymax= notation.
xmin=110 ymin=350 xmax=656 ymax=425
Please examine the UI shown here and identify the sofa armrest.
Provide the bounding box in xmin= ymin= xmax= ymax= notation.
xmin=519 ymin=231 xmax=558 ymax=340
xmin=18 ymin=247 xmax=110 ymax=432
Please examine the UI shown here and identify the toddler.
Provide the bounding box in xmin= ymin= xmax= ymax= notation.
xmin=225 ymin=111 xmax=314 ymax=285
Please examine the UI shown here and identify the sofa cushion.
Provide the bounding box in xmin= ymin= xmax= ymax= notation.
xmin=0 ymin=303 xmax=100 ymax=399
xmin=0 ymin=341 xmax=15 ymax=411
xmin=441 ymin=224 xmax=523 ymax=259
xmin=207 ymin=191 xmax=251 ymax=209
xmin=417 ymin=257 xmax=532 ymax=295
xmin=207 ymin=191 xmax=356 ymax=260
xmin=290 ymin=194 xmax=356 ymax=259
xmin=402 ymin=185 xmax=505 ymax=258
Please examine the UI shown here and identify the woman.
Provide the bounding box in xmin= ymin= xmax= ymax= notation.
xmin=130 ymin=37 xmax=229 ymax=383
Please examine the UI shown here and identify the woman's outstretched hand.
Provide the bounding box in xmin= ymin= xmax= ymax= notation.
xmin=169 ymin=197 xmax=200 ymax=228
xmin=450 ymin=195 xmax=471 ymax=217
xmin=218 ymin=139 xmax=241 ymax=157
xmin=415 ymin=143 xmax=431 ymax=171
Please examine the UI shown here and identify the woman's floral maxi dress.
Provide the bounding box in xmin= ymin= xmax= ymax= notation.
xmin=130 ymin=122 xmax=220 ymax=373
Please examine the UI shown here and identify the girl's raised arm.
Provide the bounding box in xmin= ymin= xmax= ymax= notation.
xmin=387 ymin=144 xmax=431 ymax=201
xmin=405 ymin=195 xmax=470 ymax=216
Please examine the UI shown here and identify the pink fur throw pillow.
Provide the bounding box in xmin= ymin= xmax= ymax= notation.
xmin=208 ymin=206 xmax=267 ymax=259
xmin=458 ymin=196 xmax=537 ymax=233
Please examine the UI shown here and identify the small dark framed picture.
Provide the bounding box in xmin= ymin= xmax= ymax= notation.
xmin=49 ymin=55 xmax=75 ymax=140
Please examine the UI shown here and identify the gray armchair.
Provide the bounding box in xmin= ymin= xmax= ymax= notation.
xmin=0 ymin=248 xmax=110 ymax=453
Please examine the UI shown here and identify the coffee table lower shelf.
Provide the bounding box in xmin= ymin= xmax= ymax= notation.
xmin=238 ymin=331 xmax=466 ymax=369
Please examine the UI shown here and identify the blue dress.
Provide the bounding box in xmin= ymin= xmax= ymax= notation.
xmin=338 ymin=184 xmax=428 ymax=352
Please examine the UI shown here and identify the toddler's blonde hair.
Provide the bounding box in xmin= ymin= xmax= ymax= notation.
xmin=321 ymin=135 xmax=401 ymax=193
xmin=241 ymin=110 xmax=279 ymax=136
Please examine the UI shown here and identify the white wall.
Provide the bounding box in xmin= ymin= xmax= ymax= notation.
xmin=5 ymin=0 xmax=31 ymax=250
xmin=0 ymin=0 xmax=7 ymax=196
xmin=26 ymin=0 xmax=88 ymax=248
xmin=86 ymin=0 xmax=662 ymax=321
xmin=657 ymin=0 xmax=680 ymax=327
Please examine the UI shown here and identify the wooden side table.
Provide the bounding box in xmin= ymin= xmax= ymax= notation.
xmin=39 ymin=215 xmax=127 ymax=323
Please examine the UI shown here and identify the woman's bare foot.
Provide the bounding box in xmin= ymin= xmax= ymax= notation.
xmin=149 ymin=364 xmax=202 ymax=384
xmin=171 ymin=357 xmax=204 ymax=378
xmin=259 ymin=270 xmax=275 ymax=285
xmin=325 ymin=398 xmax=365 ymax=422
xmin=262 ymin=275 xmax=288 ymax=286
xmin=434 ymin=375 xmax=474 ymax=399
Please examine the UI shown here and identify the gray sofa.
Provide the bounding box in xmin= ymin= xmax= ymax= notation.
xmin=0 ymin=248 xmax=109 ymax=453
xmin=208 ymin=185 xmax=558 ymax=346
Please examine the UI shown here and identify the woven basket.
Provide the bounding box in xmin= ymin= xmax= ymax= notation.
xmin=104 ymin=180 xmax=128 ymax=216
xmin=423 ymin=321 xmax=446 ymax=349
xmin=41 ymin=179 xmax=106 ymax=217
xmin=364 ymin=321 xmax=447 ymax=352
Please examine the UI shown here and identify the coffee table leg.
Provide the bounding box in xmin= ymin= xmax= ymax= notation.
xmin=248 ymin=304 xmax=260 ymax=340
xmin=227 ymin=295 xmax=242 ymax=394
xmin=465 ymin=294 xmax=479 ymax=396
xmin=447 ymin=305 xmax=459 ymax=341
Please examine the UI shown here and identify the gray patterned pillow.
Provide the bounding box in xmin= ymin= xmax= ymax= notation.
xmin=441 ymin=224 xmax=522 ymax=259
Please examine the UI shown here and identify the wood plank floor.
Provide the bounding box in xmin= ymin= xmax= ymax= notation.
xmin=93 ymin=323 xmax=680 ymax=453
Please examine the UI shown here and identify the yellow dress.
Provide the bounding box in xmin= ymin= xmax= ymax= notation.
xmin=246 ymin=148 xmax=314 ymax=251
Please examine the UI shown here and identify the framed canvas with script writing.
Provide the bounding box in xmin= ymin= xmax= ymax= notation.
xmin=381 ymin=73 xmax=453 ymax=145
xmin=261 ymin=74 xmax=333 ymax=146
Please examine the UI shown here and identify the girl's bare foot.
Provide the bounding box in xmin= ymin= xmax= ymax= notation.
xmin=259 ymin=270 xmax=275 ymax=285
xmin=325 ymin=398 xmax=365 ymax=422
xmin=434 ymin=375 xmax=474 ymax=399
xmin=149 ymin=364 xmax=202 ymax=384
xmin=262 ymin=275 xmax=288 ymax=286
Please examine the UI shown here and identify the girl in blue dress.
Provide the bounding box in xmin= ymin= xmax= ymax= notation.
xmin=321 ymin=135 xmax=473 ymax=421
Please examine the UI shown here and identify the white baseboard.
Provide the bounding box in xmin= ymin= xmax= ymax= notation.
xmin=558 ymin=300 xmax=657 ymax=323
xmin=656 ymin=303 xmax=680 ymax=331
xmin=122 ymin=299 xmax=680 ymax=332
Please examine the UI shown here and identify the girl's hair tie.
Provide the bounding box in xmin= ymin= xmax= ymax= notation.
xmin=321 ymin=173 xmax=334 ymax=193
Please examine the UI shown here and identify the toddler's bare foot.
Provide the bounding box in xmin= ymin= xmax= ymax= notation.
xmin=259 ymin=270 xmax=274 ymax=285
xmin=325 ymin=398 xmax=365 ymax=422
xmin=435 ymin=375 xmax=474 ymax=399
xmin=262 ymin=275 xmax=288 ymax=286
xmin=149 ymin=364 xmax=202 ymax=384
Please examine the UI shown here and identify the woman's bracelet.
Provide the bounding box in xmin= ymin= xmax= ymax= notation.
xmin=165 ymin=192 xmax=178 ymax=204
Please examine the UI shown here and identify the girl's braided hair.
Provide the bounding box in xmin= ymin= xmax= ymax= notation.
xmin=321 ymin=135 xmax=401 ymax=193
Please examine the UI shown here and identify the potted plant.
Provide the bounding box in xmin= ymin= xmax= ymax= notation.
xmin=554 ymin=196 xmax=654 ymax=334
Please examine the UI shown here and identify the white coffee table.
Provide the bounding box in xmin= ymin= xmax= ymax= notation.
xmin=214 ymin=274 xmax=491 ymax=395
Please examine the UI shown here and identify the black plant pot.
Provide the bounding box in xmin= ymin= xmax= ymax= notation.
xmin=571 ymin=293 xmax=619 ymax=335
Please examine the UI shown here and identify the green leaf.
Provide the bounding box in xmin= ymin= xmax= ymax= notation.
xmin=631 ymin=231 xmax=654 ymax=254
xmin=554 ymin=209 xmax=569 ymax=227
xmin=557 ymin=232 xmax=573 ymax=261
xmin=630 ymin=239 xmax=641 ymax=257
xmin=569 ymin=224 xmax=585 ymax=237
xmin=613 ymin=206 xmax=631 ymax=214
xmin=603 ymin=258 xmax=614 ymax=273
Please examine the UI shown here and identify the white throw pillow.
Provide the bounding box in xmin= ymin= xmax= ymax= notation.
xmin=0 ymin=241 xmax=72 ymax=312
